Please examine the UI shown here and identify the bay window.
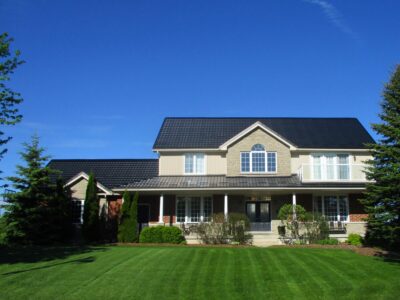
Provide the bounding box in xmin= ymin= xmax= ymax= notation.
xmin=184 ymin=153 xmax=205 ymax=174
xmin=176 ymin=196 xmax=213 ymax=223
xmin=311 ymin=153 xmax=350 ymax=180
xmin=313 ymin=195 xmax=349 ymax=222
xmin=241 ymin=144 xmax=277 ymax=173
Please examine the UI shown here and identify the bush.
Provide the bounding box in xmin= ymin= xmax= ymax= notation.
xmin=197 ymin=213 xmax=252 ymax=245
xmin=315 ymin=238 xmax=339 ymax=245
xmin=0 ymin=216 xmax=6 ymax=245
xmin=139 ymin=226 xmax=185 ymax=244
xmin=347 ymin=234 xmax=363 ymax=246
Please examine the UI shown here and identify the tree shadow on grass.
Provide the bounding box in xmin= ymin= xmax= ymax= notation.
xmin=0 ymin=245 xmax=109 ymax=265
xmin=1 ymin=256 xmax=96 ymax=276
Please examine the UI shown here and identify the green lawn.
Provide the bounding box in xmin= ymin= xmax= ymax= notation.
xmin=0 ymin=245 xmax=399 ymax=300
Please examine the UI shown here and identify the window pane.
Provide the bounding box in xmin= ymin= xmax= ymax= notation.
xmin=185 ymin=154 xmax=194 ymax=173
xmin=338 ymin=196 xmax=348 ymax=221
xmin=267 ymin=152 xmax=276 ymax=172
xmin=337 ymin=154 xmax=349 ymax=179
xmin=195 ymin=154 xmax=204 ymax=174
xmin=251 ymin=144 xmax=265 ymax=151
xmin=312 ymin=155 xmax=322 ymax=179
xmin=203 ymin=197 xmax=212 ymax=222
xmin=177 ymin=198 xmax=186 ymax=223
xmin=313 ymin=196 xmax=323 ymax=216
xmin=326 ymin=154 xmax=335 ymax=180
xmin=189 ymin=197 xmax=201 ymax=222
xmin=241 ymin=152 xmax=250 ymax=172
xmin=324 ymin=196 xmax=337 ymax=222
xmin=72 ymin=200 xmax=83 ymax=224
xmin=252 ymin=152 xmax=265 ymax=172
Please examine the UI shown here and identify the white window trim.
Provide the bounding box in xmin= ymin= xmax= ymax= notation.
xmin=313 ymin=195 xmax=350 ymax=223
xmin=175 ymin=196 xmax=213 ymax=224
xmin=240 ymin=151 xmax=277 ymax=174
xmin=183 ymin=153 xmax=207 ymax=175
xmin=72 ymin=199 xmax=85 ymax=224
xmin=310 ymin=153 xmax=351 ymax=181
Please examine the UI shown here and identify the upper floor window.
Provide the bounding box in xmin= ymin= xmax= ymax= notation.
xmin=72 ymin=199 xmax=84 ymax=224
xmin=184 ymin=153 xmax=205 ymax=174
xmin=241 ymin=144 xmax=277 ymax=173
xmin=311 ymin=153 xmax=350 ymax=180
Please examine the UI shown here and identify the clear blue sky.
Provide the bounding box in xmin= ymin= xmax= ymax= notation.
xmin=1 ymin=0 xmax=399 ymax=182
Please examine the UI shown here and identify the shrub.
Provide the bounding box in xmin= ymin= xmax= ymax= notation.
xmin=347 ymin=234 xmax=363 ymax=246
xmin=118 ymin=191 xmax=139 ymax=243
xmin=197 ymin=213 xmax=252 ymax=245
xmin=139 ymin=226 xmax=185 ymax=244
xmin=161 ymin=226 xmax=185 ymax=244
xmin=315 ymin=238 xmax=339 ymax=245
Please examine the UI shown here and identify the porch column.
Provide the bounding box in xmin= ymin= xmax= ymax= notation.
xmin=159 ymin=194 xmax=164 ymax=223
xmin=292 ymin=193 xmax=297 ymax=219
xmin=224 ymin=194 xmax=228 ymax=219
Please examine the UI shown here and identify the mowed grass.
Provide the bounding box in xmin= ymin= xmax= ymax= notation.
xmin=0 ymin=245 xmax=399 ymax=300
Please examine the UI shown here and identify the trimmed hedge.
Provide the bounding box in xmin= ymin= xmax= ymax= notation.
xmin=139 ymin=226 xmax=185 ymax=244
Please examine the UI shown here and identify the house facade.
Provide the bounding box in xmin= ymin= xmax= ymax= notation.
xmin=49 ymin=117 xmax=374 ymax=245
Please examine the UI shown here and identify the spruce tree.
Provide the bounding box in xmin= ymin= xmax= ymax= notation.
xmin=129 ymin=192 xmax=139 ymax=242
xmin=82 ymin=173 xmax=100 ymax=242
xmin=3 ymin=135 xmax=56 ymax=244
xmin=362 ymin=65 xmax=400 ymax=250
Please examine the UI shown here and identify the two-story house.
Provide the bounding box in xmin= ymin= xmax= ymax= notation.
xmin=49 ymin=117 xmax=374 ymax=245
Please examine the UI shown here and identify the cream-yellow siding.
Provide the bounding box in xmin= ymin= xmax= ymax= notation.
xmin=70 ymin=178 xmax=88 ymax=200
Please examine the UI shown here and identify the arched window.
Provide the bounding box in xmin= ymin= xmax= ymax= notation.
xmin=240 ymin=144 xmax=277 ymax=173
xmin=251 ymin=144 xmax=265 ymax=151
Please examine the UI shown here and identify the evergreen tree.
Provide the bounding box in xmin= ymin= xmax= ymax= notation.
xmin=0 ymin=33 xmax=24 ymax=174
xmin=118 ymin=191 xmax=139 ymax=243
xmin=3 ymin=135 xmax=56 ymax=244
xmin=82 ymin=173 xmax=99 ymax=242
xmin=362 ymin=65 xmax=400 ymax=250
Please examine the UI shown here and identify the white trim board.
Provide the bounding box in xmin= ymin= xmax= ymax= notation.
xmin=219 ymin=121 xmax=297 ymax=150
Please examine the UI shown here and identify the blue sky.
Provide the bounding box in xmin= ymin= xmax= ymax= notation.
xmin=1 ymin=0 xmax=399 ymax=183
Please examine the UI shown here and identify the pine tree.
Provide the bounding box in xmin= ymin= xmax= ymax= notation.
xmin=82 ymin=173 xmax=100 ymax=242
xmin=0 ymin=33 xmax=24 ymax=173
xmin=3 ymin=135 xmax=56 ymax=244
xmin=362 ymin=65 xmax=400 ymax=250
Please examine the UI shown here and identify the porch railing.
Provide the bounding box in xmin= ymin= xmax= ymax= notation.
xmin=297 ymin=163 xmax=368 ymax=182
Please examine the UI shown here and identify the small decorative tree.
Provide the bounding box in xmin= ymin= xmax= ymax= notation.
xmin=118 ymin=191 xmax=139 ymax=243
xmin=82 ymin=173 xmax=100 ymax=242
xmin=278 ymin=204 xmax=308 ymax=240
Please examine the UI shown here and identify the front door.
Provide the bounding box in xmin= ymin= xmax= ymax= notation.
xmin=138 ymin=204 xmax=150 ymax=233
xmin=246 ymin=201 xmax=271 ymax=231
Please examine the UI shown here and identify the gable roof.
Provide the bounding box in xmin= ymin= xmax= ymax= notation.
xmin=48 ymin=159 xmax=159 ymax=189
xmin=153 ymin=118 xmax=375 ymax=150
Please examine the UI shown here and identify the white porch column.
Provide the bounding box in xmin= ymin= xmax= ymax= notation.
xmin=159 ymin=194 xmax=164 ymax=223
xmin=292 ymin=193 xmax=297 ymax=219
xmin=224 ymin=194 xmax=229 ymax=219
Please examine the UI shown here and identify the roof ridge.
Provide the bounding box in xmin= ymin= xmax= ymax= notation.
xmin=163 ymin=117 xmax=360 ymax=120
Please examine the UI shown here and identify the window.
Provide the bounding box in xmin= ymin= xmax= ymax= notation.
xmin=240 ymin=144 xmax=277 ymax=173
xmin=72 ymin=200 xmax=84 ymax=224
xmin=240 ymin=152 xmax=250 ymax=172
xmin=176 ymin=196 xmax=213 ymax=223
xmin=311 ymin=154 xmax=350 ymax=180
xmin=313 ymin=195 xmax=349 ymax=222
xmin=184 ymin=154 xmax=205 ymax=174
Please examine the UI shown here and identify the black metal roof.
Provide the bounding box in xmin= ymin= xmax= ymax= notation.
xmin=48 ymin=159 xmax=159 ymax=189
xmin=153 ymin=118 xmax=375 ymax=149
xmin=120 ymin=175 xmax=366 ymax=190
